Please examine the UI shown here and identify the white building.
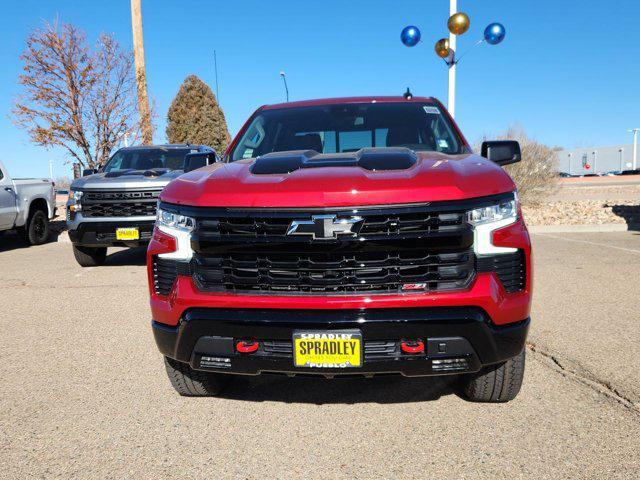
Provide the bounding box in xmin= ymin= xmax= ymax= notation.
xmin=557 ymin=144 xmax=638 ymax=175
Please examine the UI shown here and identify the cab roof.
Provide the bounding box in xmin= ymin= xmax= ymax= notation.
xmin=261 ymin=96 xmax=438 ymax=111
xmin=118 ymin=144 xmax=210 ymax=151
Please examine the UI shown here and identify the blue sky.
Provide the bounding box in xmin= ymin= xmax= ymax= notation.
xmin=1 ymin=0 xmax=639 ymax=178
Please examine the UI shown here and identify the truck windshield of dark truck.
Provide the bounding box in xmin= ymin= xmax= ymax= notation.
xmin=103 ymin=148 xmax=192 ymax=172
xmin=230 ymin=102 xmax=464 ymax=161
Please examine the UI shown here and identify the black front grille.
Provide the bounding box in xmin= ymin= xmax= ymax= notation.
xmin=153 ymin=257 xmax=178 ymax=296
xmin=261 ymin=340 xmax=293 ymax=357
xmin=192 ymin=249 xmax=474 ymax=294
xmin=364 ymin=341 xmax=398 ymax=358
xmin=208 ymin=212 xmax=464 ymax=238
xmin=82 ymin=189 xmax=161 ymax=218
xmin=178 ymin=202 xmax=479 ymax=295
xmin=476 ymin=251 xmax=526 ymax=293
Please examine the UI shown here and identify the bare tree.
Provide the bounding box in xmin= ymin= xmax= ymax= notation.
xmin=89 ymin=34 xmax=140 ymax=163
xmin=13 ymin=21 xmax=146 ymax=168
xmin=55 ymin=176 xmax=72 ymax=189
xmin=478 ymin=126 xmax=558 ymax=204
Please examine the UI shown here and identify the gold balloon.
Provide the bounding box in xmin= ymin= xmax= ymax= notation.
xmin=448 ymin=12 xmax=470 ymax=35
xmin=435 ymin=38 xmax=450 ymax=58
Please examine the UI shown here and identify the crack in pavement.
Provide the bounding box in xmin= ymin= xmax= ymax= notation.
xmin=526 ymin=342 xmax=639 ymax=415
xmin=1 ymin=283 xmax=141 ymax=290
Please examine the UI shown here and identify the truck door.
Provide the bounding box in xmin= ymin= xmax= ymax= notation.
xmin=0 ymin=163 xmax=18 ymax=229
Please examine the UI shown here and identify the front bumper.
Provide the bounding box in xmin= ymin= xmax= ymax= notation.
xmin=153 ymin=307 xmax=529 ymax=377
xmin=68 ymin=219 xmax=155 ymax=247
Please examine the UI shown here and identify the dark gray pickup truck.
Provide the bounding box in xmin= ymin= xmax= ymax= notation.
xmin=67 ymin=144 xmax=217 ymax=266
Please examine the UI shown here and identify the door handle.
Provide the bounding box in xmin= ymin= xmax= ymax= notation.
xmin=4 ymin=187 xmax=13 ymax=192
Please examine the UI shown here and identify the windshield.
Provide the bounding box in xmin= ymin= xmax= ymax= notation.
xmin=103 ymin=148 xmax=194 ymax=173
xmin=230 ymin=102 xmax=464 ymax=161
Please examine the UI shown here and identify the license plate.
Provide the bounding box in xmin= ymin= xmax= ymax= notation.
xmin=293 ymin=330 xmax=362 ymax=368
xmin=115 ymin=227 xmax=140 ymax=240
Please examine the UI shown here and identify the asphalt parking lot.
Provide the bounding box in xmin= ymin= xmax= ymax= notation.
xmin=1 ymin=230 xmax=639 ymax=479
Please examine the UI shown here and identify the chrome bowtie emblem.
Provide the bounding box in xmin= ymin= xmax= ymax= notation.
xmin=286 ymin=214 xmax=364 ymax=239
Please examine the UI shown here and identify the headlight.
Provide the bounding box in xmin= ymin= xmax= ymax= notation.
xmin=68 ymin=189 xmax=83 ymax=213
xmin=467 ymin=196 xmax=518 ymax=225
xmin=156 ymin=207 xmax=195 ymax=232
xmin=468 ymin=193 xmax=519 ymax=255
xmin=154 ymin=206 xmax=195 ymax=261
xmin=70 ymin=189 xmax=83 ymax=203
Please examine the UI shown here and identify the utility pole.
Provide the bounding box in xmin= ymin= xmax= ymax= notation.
xmin=629 ymin=128 xmax=639 ymax=171
xmin=131 ymin=0 xmax=153 ymax=144
xmin=448 ymin=0 xmax=457 ymax=118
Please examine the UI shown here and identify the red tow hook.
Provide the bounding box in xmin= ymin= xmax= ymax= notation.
xmin=401 ymin=340 xmax=425 ymax=354
xmin=236 ymin=340 xmax=260 ymax=354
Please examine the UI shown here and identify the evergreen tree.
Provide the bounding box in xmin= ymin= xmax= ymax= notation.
xmin=166 ymin=75 xmax=230 ymax=154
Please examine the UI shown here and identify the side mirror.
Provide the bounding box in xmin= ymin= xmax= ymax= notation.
xmin=82 ymin=168 xmax=98 ymax=177
xmin=481 ymin=141 xmax=521 ymax=166
xmin=183 ymin=152 xmax=218 ymax=173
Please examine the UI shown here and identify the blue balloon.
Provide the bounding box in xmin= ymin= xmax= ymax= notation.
xmin=484 ymin=23 xmax=506 ymax=45
xmin=400 ymin=26 xmax=421 ymax=47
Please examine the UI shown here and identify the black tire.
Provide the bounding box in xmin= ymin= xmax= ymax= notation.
xmin=72 ymin=245 xmax=107 ymax=267
xmin=460 ymin=349 xmax=526 ymax=403
xmin=163 ymin=356 xmax=230 ymax=397
xmin=22 ymin=209 xmax=50 ymax=245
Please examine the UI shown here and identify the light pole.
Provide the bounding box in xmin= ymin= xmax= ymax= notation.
xmin=400 ymin=2 xmax=506 ymax=119
xmin=280 ymin=71 xmax=289 ymax=102
xmin=629 ymin=128 xmax=639 ymax=171
xmin=448 ymin=0 xmax=457 ymax=118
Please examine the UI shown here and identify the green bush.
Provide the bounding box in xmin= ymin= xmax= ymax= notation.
xmin=166 ymin=75 xmax=231 ymax=154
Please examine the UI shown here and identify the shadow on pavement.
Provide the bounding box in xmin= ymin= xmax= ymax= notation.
xmin=0 ymin=231 xmax=30 ymax=253
xmin=610 ymin=204 xmax=640 ymax=231
xmin=219 ymin=373 xmax=459 ymax=405
xmin=0 ymin=218 xmax=67 ymax=253
xmin=104 ymin=246 xmax=147 ymax=266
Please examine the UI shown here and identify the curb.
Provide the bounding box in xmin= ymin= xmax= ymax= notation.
xmin=528 ymin=224 xmax=630 ymax=234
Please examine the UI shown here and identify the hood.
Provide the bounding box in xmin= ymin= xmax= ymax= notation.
xmin=71 ymin=169 xmax=184 ymax=191
xmin=160 ymin=150 xmax=516 ymax=208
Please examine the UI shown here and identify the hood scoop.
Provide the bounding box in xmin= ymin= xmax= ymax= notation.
xmin=250 ymin=147 xmax=417 ymax=175
xmin=105 ymin=169 xmax=137 ymax=178
xmin=104 ymin=168 xmax=171 ymax=178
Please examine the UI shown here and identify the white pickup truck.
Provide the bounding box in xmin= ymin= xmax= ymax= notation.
xmin=0 ymin=160 xmax=56 ymax=245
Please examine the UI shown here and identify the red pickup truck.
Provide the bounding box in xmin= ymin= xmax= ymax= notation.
xmin=148 ymin=96 xmax=532 ymax=402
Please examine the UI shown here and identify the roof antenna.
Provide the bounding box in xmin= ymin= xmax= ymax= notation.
xmin=280 ymin=71 xmax=289 ymax=102
xmin=403 ymin=87 xmax=413 ymax=100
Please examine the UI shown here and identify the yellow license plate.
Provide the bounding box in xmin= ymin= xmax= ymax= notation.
xmin=293 ymin=331 xmax=362 ymax=368
xmin=115 ymin=227 xmax=140 ymax=240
